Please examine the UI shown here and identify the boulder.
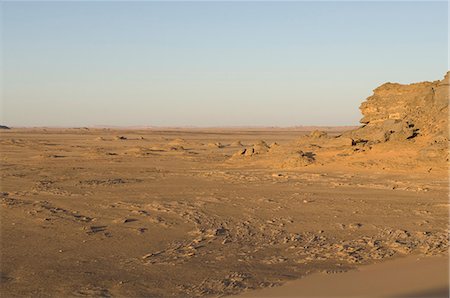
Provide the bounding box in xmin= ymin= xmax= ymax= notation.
xmin=309 ymin=130 xmax=328 ymax=138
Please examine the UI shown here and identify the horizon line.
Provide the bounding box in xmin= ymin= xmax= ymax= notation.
xmin=1 ymin=124 xmax=360 ymax=130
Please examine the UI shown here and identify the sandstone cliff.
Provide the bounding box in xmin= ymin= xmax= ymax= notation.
xmin=345 ymin=72 xmax=449 ymax=144
xmin=230 ymin=72 xmax=449 ymax=171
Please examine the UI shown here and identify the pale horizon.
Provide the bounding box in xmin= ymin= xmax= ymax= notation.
xmin=1 ymin=1 xmax=448 ymax=127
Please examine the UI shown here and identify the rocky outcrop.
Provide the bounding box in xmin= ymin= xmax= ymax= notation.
xmin=229 ymin=72 xmax=449 ymax=170
xmin=345 ymin=72 xmax=449 ymax=144
xmin=232 ymin=140 xmax=271 ymax=157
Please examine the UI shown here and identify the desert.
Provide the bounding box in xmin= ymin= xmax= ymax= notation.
xmin=1 ymin=73 xmax=449 ymax=297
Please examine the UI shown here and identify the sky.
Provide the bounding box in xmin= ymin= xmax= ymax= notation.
xmin=1 ymin=1 xmax=448 ymax=127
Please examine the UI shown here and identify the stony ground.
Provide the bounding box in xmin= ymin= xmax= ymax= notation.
xmin=1 ymin=128 xmax=448 ymax=297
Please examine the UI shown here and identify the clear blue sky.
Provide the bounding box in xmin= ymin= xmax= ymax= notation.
xmin=1 ymin=1 xmax=448 ymax=127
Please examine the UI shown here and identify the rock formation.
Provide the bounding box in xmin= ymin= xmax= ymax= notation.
xmin=230 ymin=72 xmax=449 ymax=170
xmin=344 ymin=72 xmax=449 ymax=144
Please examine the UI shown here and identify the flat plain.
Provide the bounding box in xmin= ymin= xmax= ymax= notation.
xmin=1 ymin=127 xmax=448 ymax=297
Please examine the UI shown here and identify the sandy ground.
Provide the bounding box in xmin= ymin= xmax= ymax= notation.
xmin=1 ymin=128 xmax=448 ymax=297
xmin=236 ymin=255 xmax=449 ymax=297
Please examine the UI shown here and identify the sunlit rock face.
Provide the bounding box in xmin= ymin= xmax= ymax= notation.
xmin=346 ymin=72 xmax=449 ymax=144
xmin=229 ymin=72 xmax=450 ymax=169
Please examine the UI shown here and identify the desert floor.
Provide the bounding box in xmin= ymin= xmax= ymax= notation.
xmin=236 ymin=254 xmax=449 ymax=297
xmin=1 ymin=128 xmax=448 ymax=297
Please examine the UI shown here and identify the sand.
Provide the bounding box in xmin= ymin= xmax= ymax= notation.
xmin=1 ymin=127 xmax=448 ymax=297
xmin=236 ymin=255 xmax=449 ymax=297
